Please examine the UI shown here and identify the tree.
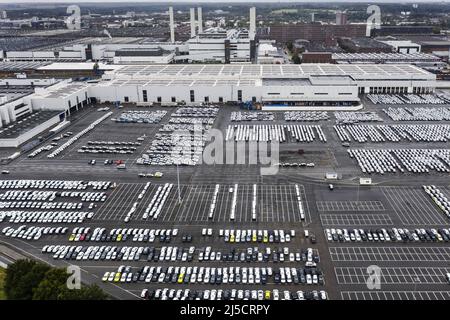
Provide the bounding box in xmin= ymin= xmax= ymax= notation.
xmin=292 ymin=54 xmax=301 ymax=64
xmin=33 ymin=268 xmax=108 ymax=300
xmin=286 ymin=41 xmax=294 ymax=52
xmin=5 ymin=260 xmax=50 ymax=300
xmin=5 ymin=260 xmax=108 ymax=300
xmin=58 ymin=284 xmax=108 ymax=300
xmin=32 ymin=268 xmax=68 ymax=300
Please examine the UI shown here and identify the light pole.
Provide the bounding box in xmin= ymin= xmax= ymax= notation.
xmin=176 ymin=162 xmax=182 ymax=204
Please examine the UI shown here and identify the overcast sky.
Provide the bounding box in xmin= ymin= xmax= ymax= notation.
xmin=0 ymin=0 xmax=449 ymax=3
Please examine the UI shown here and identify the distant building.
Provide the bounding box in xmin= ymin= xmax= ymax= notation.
xmin=338 ymin=37 xmax=393 ymax=53
xmin=378 ymin=40 xmax=421 ymax=54
xmin=336 ymin=11 xmax=347 ymax=26
xmin=112 ymin=48 xmax=175 ymax=64
xmin=257 ymin=41 xmax=284 ymax=64
xmin=265 ymin=24 xmax=366 ymax=46
xmin=372 ymin=26 xmax=434 ymax=36
xmin=0 ymin=10 xmax=7 ymax=19
xmin=302 ymin=52 xmax=333 ymax=64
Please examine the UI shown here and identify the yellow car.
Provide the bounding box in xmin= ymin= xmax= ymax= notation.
xmin=114 ymin=272 xmax=121 ymax=282
xmin=230 ymin=234 xmax=235 ymax=243
xmin=264 ymin=290 xmax=271 ymax=300
xmin=68 ymin=234 xmax=75 ymax=241
xmin=252 ymin=234 xmax=257 ymax=242
xmin=263 ymin=235 xmax=268 ymax=243
xmin=177 ymin=273 xmax=185 ymax=284
xmin=117 ymin=234 xmax=122 ymax=242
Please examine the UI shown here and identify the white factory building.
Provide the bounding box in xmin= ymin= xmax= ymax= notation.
xmin=88 ymin=63 xmax=435 ymax=110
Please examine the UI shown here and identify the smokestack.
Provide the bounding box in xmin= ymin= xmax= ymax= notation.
xmin=311 ymin=13 xmax=315 ymax=22
xmin=169 ymin=7 xmax=175 ymax=43
xmin=197 ymin=7 xmax=203 ymax=34
xmin=249 ymin=7 xmax=256 ymax=41
xmin=190 ymin=8 xmax=196 ymax=37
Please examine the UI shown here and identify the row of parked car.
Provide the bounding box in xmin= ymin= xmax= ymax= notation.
xmin=225 ymin=125 xmax=327 ymax=143
xmin=68 ymin=227 xmax=179 ymax=243
xmin=197 ymin=247 xmax=319 ymax=264
xmin=48 ymin=112 xmax=112 ymax=158
xmin=141 ymin=288 xmax=328 ymax=301
xmin=42 ymin=245 xmax=150 ymax=261
xmin=28 ymin=144 xmax=55 ymax=158
xmin=231 ymin=111 xmax=275 ymax=122
xmin=0 ymin=190 xmax=106 ymax=203
xmin=348 ymin=148 xmax=450 ymax=174
xmin=103 ymin=264 xmax=323 ymax=286
xmin=219 ymin=228 xmax=295 ymax=243
xmin=78 ymin=145 xmax=137 ymax=154
xmin=335 ymin=124 xmax=450 ymax=143
xmin=368 ymin=94 xmax=447 ymax=105
xmin=0 ymin=210 xmax=93 ymax=224
xmin=423 ymin=185 xmax=450 ymax=219
xmin=325 ymin=227 xmax=450 ymax=242
xmin=172 ymin=107 xmax=219 ymax=118
xmin=169 ymin=117 xmax=216 ymax=125
xmin=0 ymin=201 xmax=83 ymax=210
xmin=2 ymin=225 xmax=67 ymax=240
xmin=114 ymin=110 xmax=167 ymax=124
xmin=87 ymin=140 xmax=142 ymax=146
xmin=142 ymin=183 xmax=173 ymax=220
xmin=334 ymin=111 xmax=383 ymax=124
xmin=0 ymin=179 xmax=112 ymax=191
xmin=383 ymin=107 xmax=450 ymax=121
xmin=284 ymin=111 xmax=329 ymax=122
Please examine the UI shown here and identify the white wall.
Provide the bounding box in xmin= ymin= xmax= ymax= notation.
xmin=0 ymin=98 xmax=32 ymax=127
xmin=0 ymin=114 xmax=60 ymax=147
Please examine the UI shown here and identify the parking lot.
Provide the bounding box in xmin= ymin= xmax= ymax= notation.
xmin=94 ymin=182 xmax=310 ymax=223
xmin=335 ymin=266 xmax=449 ymax=285
xmin=329 ymin=247 xmax=450 ymax=262
xmin=341 ymin=291 xmax=450 ymax=300
xmin=320 ymin=214 xmax=393 ymax=226
xmin=2 ymin=99 xmax=450 ymax=300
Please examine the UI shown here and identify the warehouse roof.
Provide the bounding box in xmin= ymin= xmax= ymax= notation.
xmin=110 ymin=63 xmax=432 ymax=79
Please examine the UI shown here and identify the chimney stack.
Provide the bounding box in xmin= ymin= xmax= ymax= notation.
xmin=249 ymin=7 xmax=256 ymax=41
xmin=197 ymin=7 xmax=203 ymax=34
xmin=190 ymin=8 xmax=196 ymax=37
xmin=169 ymin=6 xmax=175 ymax=43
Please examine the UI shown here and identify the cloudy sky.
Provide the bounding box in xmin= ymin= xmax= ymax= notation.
xmin=0 ymin=0 xmax=449 ymax=3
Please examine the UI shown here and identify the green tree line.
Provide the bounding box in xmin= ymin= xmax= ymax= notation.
xmin=4 ymin=259 xmax=108 ymax=300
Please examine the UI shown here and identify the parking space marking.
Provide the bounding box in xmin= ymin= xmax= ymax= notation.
xmin=335 ymin=267 xmax=449 ymax=285
xmin=316 ymin=201 xmax=385 ymax=212
xmin=381 ymin=186 xmax=449 ymax=225
xmin=330 ymin=246 xmax=450 ymax=262
xmin=341 ymin=291 xmax=450 ymax=300
xmin=320 ymin=214 xmax=393 ymax=226
xmin=93 ymin=182 xmax=310 ymax=223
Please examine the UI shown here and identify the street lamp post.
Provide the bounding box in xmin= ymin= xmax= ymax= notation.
xmin=176 ymin=162 xmax=182 ymax=204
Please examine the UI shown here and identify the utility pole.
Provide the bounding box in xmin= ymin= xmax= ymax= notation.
xmin=176 ymin=162 xmax=182 ymax=204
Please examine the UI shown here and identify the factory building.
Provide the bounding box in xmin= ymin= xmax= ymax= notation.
xmin=88 ymin=63 xmax=435 ymax=110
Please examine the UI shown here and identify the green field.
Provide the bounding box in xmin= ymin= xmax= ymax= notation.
xmin=0 ymin=267 xmax=6 ymax=300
